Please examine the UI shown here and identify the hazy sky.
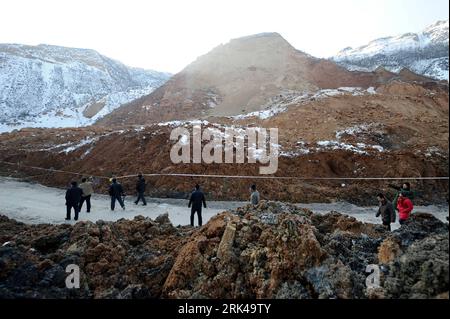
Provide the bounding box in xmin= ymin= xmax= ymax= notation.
xmin=1 ymin=0 xmax=448 ymax=73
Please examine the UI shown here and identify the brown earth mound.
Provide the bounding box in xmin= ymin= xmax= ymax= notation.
xmin=96 ymin=33 xmax=438 ymax=126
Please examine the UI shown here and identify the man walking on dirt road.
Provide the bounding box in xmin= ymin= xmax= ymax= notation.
xmin=376 ymin=193 xmax=396 ymax=231
xmin=65 ymin=181 xmax=82 ymax=221
xmin=134 ymin=173 xmax=147 ymax=206
xmin=109 ymin=178 xmax=126 ymax=211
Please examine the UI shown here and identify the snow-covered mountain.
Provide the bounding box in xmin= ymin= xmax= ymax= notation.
xmin=0 ymin=43 xmax=170 ymax=132
xmin=333 ymin=20 xmax=449 ymax=81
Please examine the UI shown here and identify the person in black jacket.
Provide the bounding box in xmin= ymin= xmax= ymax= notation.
xmin=134 ymin=173 xmax=147 ymax=206
xmin=188 ymin=184 xmax=206 ymax=227
xmin=109 ymin=178 xmax=125 ymax=211
xmin=376 ymin=193 xmax=396 ymax=231
xmin=65 ymin=181 xmax=83 ymax=221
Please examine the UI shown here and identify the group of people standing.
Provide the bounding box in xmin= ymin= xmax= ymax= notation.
xmin=66 ymin=175 xmax=415 ymax=230
xmin=64 ymin=174 xmax=147 ymax=220
xmin=64 ymin=174 xmax=261 ymax=226
xmin=376 ymin=182 xmax=415 ymax=231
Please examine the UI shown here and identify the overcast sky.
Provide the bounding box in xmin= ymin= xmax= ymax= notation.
xmin=1 ymin=0 xmax=448 ymax=73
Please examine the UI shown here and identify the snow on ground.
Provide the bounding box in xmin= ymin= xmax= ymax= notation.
xmin=157 ymin=119 xmax=211 ymax=127
xmin=35 ymin=131 xmax=127 ymax=154
xmin=0 ymin=43 xmax=170 ymax=133
xmin=0 ymin=177 xmax=448 ymax=230
xmin=334 ymin=21 xmax=449 ymax=61
xmin=280 ymin=124 xmax=386 ymax=158
xmin=232 ymin=87 xmax=376 ymax=120
xmin=316 ymin=140 xmax=368 ymax=155
xmin=279 ymin=141 xmax=311 ymax=157
xmin=280 ymin=141 xmax=384 ymax=158
xmin=335 ymin=123 xmax=381 ymax=140
xmin=0 ymin=108 xmax=89 ymax=133
xmin=332 ymin=21 xmax=449 ymax=81
xmin=0 ymin=86 xmax=159 ymax=134
xmin=59 ymin=137 xmax=97 ymax=153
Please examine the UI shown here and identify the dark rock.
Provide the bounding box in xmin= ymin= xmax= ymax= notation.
xmin=391 ymin=213 xmax=448 ymax=247
xmin=0 ymin=202 xmax=447 ymax=299
xmin=383 ymin=232 xmax=449 ymax=298
xmin=32 ymin=230 xmax=70 ymax=253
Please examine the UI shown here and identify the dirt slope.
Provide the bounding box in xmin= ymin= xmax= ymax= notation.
xmin=96 ymin=33 xmax=437 ymax=126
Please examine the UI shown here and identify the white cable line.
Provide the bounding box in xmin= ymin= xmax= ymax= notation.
xmin=1 ymin=160 xmax=449 ymax=181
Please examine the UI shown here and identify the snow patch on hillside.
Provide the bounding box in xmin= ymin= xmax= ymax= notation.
xmin=280 ymin=124 xmax=386 ymax=158
xmin=232 ymin=87 xmax=377 ymax=120
xmin=59 ymin=137 xmax=97 ymax=153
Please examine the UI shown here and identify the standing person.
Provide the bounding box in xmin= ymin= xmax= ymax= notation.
xmin=109 ymin=178 xmax=125 ymax=211
xmin=250 ymin=184 xmax=260 ymax=205
xmin=397 ymin=191 xmax=414 ymax=225
xmin=389 ymin=182 xmax=415 ymax=211
xmin=134 ymin=173 xmax=147 ymax=206
xmin=188 ymin=184 xmax=206 ymax=227
xmin=79 ymin=177 xmax=94 ymax=213
xmin=375 ymin=193 xmax=396 ymax=231
xmin=65 ymin=181 xmax=83 ymax=221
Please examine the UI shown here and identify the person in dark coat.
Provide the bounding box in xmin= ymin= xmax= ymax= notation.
xmin=250 ymin=184 xmax=260 ymax=205
xmin=65 ymin=181 xmax=83 ymax=221
xmin=109 ymin=178 xmax=125 ymax=211
xmin=376 ymin=193 xmax=396 ymax=231
xmin=134 ymin=174 xmax=147 ymax=206
xmin=188 ymin=184 xmax=206 ymax=227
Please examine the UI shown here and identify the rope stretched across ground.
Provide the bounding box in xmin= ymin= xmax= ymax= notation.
xmin=1 ymin=160 xmax=449 ymax=181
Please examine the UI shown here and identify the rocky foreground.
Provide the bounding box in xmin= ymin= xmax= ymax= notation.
xmin=0 ymin=201 xmax=448 ymax=299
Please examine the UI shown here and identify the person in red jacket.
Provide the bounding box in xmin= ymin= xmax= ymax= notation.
xmin=397 ymin=191 xmax=414 ymax=225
